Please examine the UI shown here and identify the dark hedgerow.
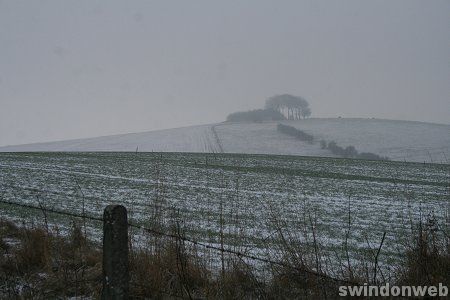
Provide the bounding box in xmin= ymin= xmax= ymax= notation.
xmin=276 ymin=124 xmax=389 ymax=160
xmin=325 ymin=140 xmax=389 ymax=160
xmin=277 ymin=123 xmax=314 ymax=143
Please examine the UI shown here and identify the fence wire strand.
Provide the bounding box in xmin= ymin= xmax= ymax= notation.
xmin=0 ymin=198 xmax=358 ymax=285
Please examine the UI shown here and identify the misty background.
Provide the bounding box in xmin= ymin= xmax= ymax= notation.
xmin=0 ymin=0 xmax=449 ymax=147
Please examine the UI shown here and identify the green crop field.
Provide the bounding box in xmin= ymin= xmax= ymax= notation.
xmin=0 ymin=152 xmax=448 ymax=270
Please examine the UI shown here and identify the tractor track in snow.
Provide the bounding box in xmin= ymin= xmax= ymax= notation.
xmin=210 ymin=124 xmax=224 ymax=153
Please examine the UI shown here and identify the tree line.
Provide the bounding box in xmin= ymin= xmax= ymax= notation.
xmin=277 ymin=123 xmax=389 ymax=161
xmin=226 ymin=109 xmax=285 ymax=122
xmin=321 ymin=140 xmax=389 ymax=160
xmin=277 ymin=123 xmax=314 ymax=143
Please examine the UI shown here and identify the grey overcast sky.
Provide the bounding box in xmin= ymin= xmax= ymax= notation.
xmin=0 ymin=0 xmax=449 ymax=146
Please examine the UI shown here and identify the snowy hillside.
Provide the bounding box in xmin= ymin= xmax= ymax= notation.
xmin=279 ymin=118 xmax=450 ymax=163
xmin=0 ymin=125 xmax=221 ymax=153
xmin=216 ymin=119 xmax=450 ymax=163
xmin=1 ymin=118 xmax=449 ymax=163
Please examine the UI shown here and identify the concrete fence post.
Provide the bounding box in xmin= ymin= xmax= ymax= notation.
xmin=102 ymin=205 xmax=129 ymax=300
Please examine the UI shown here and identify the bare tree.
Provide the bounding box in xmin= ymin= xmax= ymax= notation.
xmin=265 ymin=94 xmax=311 ymax=120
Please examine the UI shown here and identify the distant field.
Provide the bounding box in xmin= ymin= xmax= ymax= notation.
xmin=0 ymin=152 xmax=448 ymax=269
xmin=216 ymin=118 xmax=450 ymax=163
xmin=1 ymin=118 xmax=449 ymax=163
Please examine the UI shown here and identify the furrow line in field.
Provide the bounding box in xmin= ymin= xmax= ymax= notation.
xmin=0 ymin=163 xmax=290 ymax=197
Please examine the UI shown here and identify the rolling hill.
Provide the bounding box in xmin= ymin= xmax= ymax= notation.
xmin=1 ymin=118 xmax=449 ymax=163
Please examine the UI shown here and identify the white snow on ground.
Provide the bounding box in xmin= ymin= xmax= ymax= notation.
xmin=1 ymin=118 xmax=449 ymax=163
xmin=215 ymin=121 xmax=332 ymax=157
xmin=278 ymin=118 xmax=450 ymax=163
xmin=213 ymin=118 xmax=450 ymax=163
xmin=0 ymin=152 xmax=448 ymax=272
xmin=0 ymin=124 xmax=221 ymax=153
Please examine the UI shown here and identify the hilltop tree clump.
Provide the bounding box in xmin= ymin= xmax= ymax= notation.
xmin=226 ymin=94 xmax=311 ymax=123
xmin=226 ymin=109 xmax=286 ymax=122
xmin=265 ymin=94 xmax=311 ymax=120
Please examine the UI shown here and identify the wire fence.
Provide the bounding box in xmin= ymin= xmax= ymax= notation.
xmin=0 ymin=197 xmax=358 ymax=286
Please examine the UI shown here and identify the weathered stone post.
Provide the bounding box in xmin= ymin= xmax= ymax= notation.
xmin=102 ymin=205 xmax=129 ymax=299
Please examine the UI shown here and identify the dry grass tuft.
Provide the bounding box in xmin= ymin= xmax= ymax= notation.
xmin=398 ymin=215 xmax=450 ymax=287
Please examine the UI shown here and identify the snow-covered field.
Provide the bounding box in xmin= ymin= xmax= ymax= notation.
xmin=0 ymin=124 xmax=221 ymax=153
xmin=216 ymin=118 xmax=450 ymax=163
xmin=1 ymin=118 xmax=449 ymax=163
xmin=281 ymin=118 xmax=450 ymax=163
xmin=0 ymin=152 xmax=448 ymax=269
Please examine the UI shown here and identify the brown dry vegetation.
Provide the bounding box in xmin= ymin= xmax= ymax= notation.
xmin=0 ymin=213 xmax=448 ymax=299
xmin=397 ymin=218 xmax=450 ymax=288
xmin=0 ymin=220 xmax=102 ymax=298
